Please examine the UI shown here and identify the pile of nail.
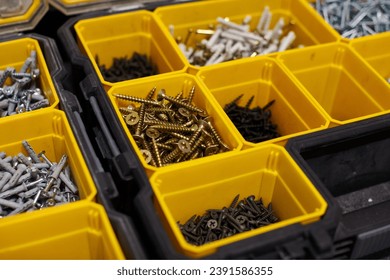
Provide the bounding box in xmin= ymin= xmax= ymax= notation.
xmin=0 ymin=140 xmax=79 ymax=218
xmin=178 ymin=194 xmax=278 ymax=246
xmin=115 ymin=86 xmax=230 ymax=167
xmin=312 ymin=0 xmax=390 ymax=39
xmin=0 ymin=51 xmax=49 ymax=118
xmin=97 ymin=52 xmax=158 ymax=83
xmin=224 ymin=95 xmax=279 ymax=143
xmin=170 ymin=6 xmax=298 ymax=67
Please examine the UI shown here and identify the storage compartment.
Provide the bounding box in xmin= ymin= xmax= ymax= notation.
xmin=0 ymin=109 xmax=96 ymax=205
xmin=278 ymin=43 xmax=390 ymax=126
xmin=351 ymin=32 xmax=390 ymax=86
xmin=74 ymin=10 xmax=187 ymax=90
xmin=0 ymin=201 xmax=124 ymax=259
xmin=107 ymin=73 xmax=242 ymax=176
xmin=0 ymin=37 xmax=59 ymax=119
xmin=286 ymin=114 xmax=390 ymax=259
xmin=155 ymin=0 xmax=339 ymax=72
xmin=150 ymin=144 xmax=327 ymax=258
xmin=197 ymin=57 xmax=329 ymax=148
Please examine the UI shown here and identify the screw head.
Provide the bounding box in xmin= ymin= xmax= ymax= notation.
xmin=236 ymin=215 xmax=247 ymax=224
xmin=146 ymin=128 xmax=160 ymax=139
xmin=205 ymin=144 xmax=219 ymax=156
xmin=157 ymin=89 xmax=167 ymax=101
xmin=140 ymin=149 xmax=152 ymax=163
xmin=207 ymin=219 xmax=218 ymax=229
xmin=178 ymin=107 xmax=191 ymax=118
xmin=125 ymin=111 xmax=139 ymax=125
xmin=177 ymin=139 xmax=191 ymax=153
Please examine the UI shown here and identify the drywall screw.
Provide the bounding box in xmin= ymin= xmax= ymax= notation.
xmin=162 ymin=139 xmax=190 ymax=164
xmin=135 ymin=103 xmax=146 ymax=136
xmin=151 ymin=123 xmax=197 ymax=134
xmin=115 ymin=94 xmax=161 ymax=106
xmin=204 ymin=117 xmax=230 ymax=150
xmin=157 ymin=89 xmax=204 ymax=114
xmin=146 ymin=128 xmax=163 ymax=167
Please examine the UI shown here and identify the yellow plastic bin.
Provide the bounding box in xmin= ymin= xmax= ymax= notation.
xmin=0 ymin=201 xmax=124 ymax=259
xmin=74 ymin=10 xmax=188 ymax=91
xmin=197 ymin=57 xmax=329 ymax=148
xmin=0 ymin=109 xmax=97 ymax=205
xmin=107 ymin=73 xmax=242 ymax=177
xmin=150 ymin=144 xmax=327 ymax=258
xmin=350 ymin=32 xmax=390 ymax=87
xmin=277 ymin=43 xmax=390 ymax=126
xmin=0 ymin=0 xmax=48 ymax=34
xmin=154 ymin=0 xmax=339 ymax=73
xmin=0 ymin=37 xmax=59 ymax=119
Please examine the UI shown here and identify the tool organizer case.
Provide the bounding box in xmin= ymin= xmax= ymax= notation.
xmin=0 ymin=0 xmax=389 ymax=259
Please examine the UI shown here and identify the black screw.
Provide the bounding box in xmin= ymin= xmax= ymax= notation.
xmin=224 ymin=95 xmax=280 ymax=143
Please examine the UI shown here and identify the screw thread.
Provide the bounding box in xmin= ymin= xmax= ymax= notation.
xmin=114 ymin=94 xmax=160 ymax=106
xmin=187 ymin=85 xmax=196 ymax=104
xmin=135 ymin=104 xmax=146 ymax=136
xmin=146 ymin=87 xmax=157 ymax=100
xmin=163 ymin=94 xmax=203 ymax=113
xmin=162 ymin=147 xmax=182 ymax=164
xmin=151 ymin=138 xmax=162 ymax=167
xmin=151 ymin=124 xmax=196 ymax=134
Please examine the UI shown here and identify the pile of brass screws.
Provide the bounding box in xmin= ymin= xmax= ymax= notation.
xmin=115 ymin=86 xmax=230 ymax=167
xmin=178 ymin=194 xmax=279 ymax=246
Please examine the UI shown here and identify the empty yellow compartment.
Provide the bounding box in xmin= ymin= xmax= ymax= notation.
xmin=0 ymin=109 xmax=96 ymax=205
xmin=75 ymin=10 xmax=188 ymax=90
xmin=197 ymin=57 xmax=329 ymax=148
xmin=350 ymin=32 xmax=390 ymax=87
xmin=154 ymin=0 xmax=339 ymax=73
xmin=277 ymin=43 xmax=390 ymax=126
xmin=0 ymin=37 xmax=59 ymax=120
xmin=107 ymin=73 xmax=242 ymax=177
xmin=150 ymin=144 xmax=327 ymax=258
xmin=0 ymin=201 xmax=124 ymax=259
